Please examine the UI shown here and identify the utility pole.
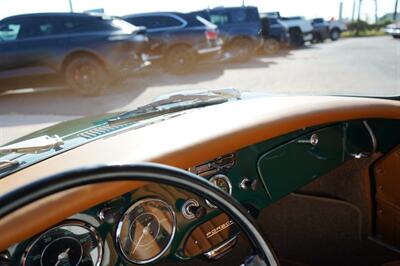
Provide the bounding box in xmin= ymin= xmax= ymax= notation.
xmin=242 ymin=0 xmax=245 ymax=7
xmin=374 ymin=0 xmax=378 ymax=23
xmin=357 ymin=0 xmax=363 ymax=21
xmin=351 ymin=0 xmax=356 ymax=21
xmin=68 ymin=0 xmax=73 ymax=13
xmin=394 ymin=0 xmax=399 ymax=21
xmin=339 ymin=2 xmax=343 ymax=20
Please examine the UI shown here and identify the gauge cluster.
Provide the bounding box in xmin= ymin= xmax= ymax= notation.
xmin=6 ymin=152 xmax=267 ymax=265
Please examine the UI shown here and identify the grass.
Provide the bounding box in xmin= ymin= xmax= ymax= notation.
xmin=342 ymin=29 xmax=386 ymax=38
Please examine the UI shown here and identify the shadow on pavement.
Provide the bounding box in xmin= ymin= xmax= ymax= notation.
xmin=0 ymin=51 xmax=293 ymax=124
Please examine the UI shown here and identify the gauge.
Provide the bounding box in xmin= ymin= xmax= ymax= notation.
xmin=116 ymin=198 xmax=176 ymax=264
xmin=21 ymin=220 xmax=103 ymax=266
xmin=206 ymin=174 xmax=232 ymax=208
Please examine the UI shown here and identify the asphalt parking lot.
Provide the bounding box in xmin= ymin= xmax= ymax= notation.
xmin=0 ymin=35 xmax=399 ymax=145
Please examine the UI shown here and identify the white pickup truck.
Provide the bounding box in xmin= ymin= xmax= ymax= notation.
xmin=329 ymin=20 xmax=347 ymax=40
xmin=266 ymin=12 xmax=313 ymax=46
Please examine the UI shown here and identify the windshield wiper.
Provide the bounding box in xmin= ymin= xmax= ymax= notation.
xmin=0 ymin=135 xmax=64 ymax=154
xmin=0 ymin=160 xmax=19 ymax=172
xmin=107 ymin=88 xmax=241 ymax=126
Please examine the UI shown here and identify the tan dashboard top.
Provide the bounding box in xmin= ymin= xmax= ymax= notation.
xmin=0 ymin=95 xmax=399 ymax=250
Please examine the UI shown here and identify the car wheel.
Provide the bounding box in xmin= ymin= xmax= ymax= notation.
xmin=263 ymin=38 xmax=280 ymax=55
xmin=229 ymin=38 xmax=254 ymax=62
xmin=393 ymin=35 xmax=400 ymax=39
xmin=65 ymin=56 xmax=109 ymax=96
xmin=312 ymin=32 xmax=324 ymax=43
xmin=289 ymin=28 xmax=304 ymax=47
xmin=164 ymin=45 xmax=196 ymax=74
xmin=330 ymin=29 xmax=341 ymax=41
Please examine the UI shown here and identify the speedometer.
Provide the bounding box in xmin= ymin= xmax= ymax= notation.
xmin=116 ymin=198 xmax=176 ymax=264
xmin=21 ymin=220 xmax=103 ymax=266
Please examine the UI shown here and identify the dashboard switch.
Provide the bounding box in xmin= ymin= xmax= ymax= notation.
xmin=98 ymin=206 xmax=121 ymax=224
xmin=182 ymin=199 xmax=206 ymax=219
xmin=240 ymin=178 xmax=251 ymax=190
xmin=240 ymin=178 xmax=259 ymax=191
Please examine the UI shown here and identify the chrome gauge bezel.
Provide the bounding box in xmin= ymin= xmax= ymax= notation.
xmin=20 ymin=220 xmax=103 ymax=266
xmin=206 ymin=174 xmax=232 ymax=208
xmin=115 ymin=197 xmax=177 ymax=265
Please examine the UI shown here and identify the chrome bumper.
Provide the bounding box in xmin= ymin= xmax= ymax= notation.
xmin=197 ymin=46 xmax=222 ymax=55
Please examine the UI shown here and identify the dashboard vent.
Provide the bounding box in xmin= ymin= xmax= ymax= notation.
xmin=78 ymin=124 xmax=127 ymax=139
xmin=189 ymin=153 xmax=235 ymax=177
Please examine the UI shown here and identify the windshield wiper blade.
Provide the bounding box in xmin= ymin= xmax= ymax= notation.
xmin=107 ymin=97 xmax=228 ymax=126
xmin=0 ymin=160 xmax=19 ymax=172
xmin=107 ymin=88 xmax=241 ymax=126
xmin=0 ymin=135 xmax=64 ymax=154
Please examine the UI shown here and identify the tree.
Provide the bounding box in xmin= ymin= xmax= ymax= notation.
xmin=357 ymin=0 xmax=363 ymax=21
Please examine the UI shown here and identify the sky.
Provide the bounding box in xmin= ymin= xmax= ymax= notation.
xmin=0 ymin=0 xmax=397 ymax=21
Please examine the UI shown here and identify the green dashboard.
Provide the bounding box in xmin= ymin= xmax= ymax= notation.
xmin=5 ymin=119 xmax=400 ymax=265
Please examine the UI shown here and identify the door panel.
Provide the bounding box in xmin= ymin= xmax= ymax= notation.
xmin=374 ymin=145 xmax=400 ymax=248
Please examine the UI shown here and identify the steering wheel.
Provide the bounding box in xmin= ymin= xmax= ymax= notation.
xmin=0 ymin=163 xmax=279 ymax=266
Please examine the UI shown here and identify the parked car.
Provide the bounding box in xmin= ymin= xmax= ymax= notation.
xmin=259 ymin=15 xmax=290 ymax=53
xmin=384 ymin=22 xmax=400 ymax=39
xmin=265 ymin=12 xmax=314 ymax=47
xmin=0 ymin=13 xmax=149 ymax=96
xmin=311 ymin=18 xmax=330 ymax=43
xmin=123 ymin=12 xmax=222 ymax=74
xmin=194 ymin=6 xmax=263 ymax=61
xmin=328 ymin=19 xmax=347 ymax=40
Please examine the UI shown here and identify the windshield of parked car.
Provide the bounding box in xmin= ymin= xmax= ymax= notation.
xmin=0 ymin=0 xmax=399 ymax=147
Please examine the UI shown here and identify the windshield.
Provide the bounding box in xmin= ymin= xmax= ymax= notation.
xmin=0 ymin=0 xmax=399 ymax=147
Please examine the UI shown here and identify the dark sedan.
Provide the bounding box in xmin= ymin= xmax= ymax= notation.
xmin=0 ymin=13 xmax=149 ymax=96
xmin=311 ymin=18 xmax=331 ymax=43
xmin=123 ymin=12 xmax=222 ymax=74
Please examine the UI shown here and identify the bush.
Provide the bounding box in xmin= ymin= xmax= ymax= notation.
xmin=348 ymin=20 xmax=370 ymax=34
xmin=347 ymin=20 xmax=387 ymax=36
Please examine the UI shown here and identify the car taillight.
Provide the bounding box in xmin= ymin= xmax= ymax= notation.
xmin=205 ymin=30 xmax=218 ymax=41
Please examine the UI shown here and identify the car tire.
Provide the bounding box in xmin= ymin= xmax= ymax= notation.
xmin=330 ymin=29 xmax=341 ymax=41
xmin=229 ymin=37 xmax=254 ymax=62
xmin=393 ymin=35 xmax=400 ymax=39
xmin=65 ymin=56 xmax=109 ymax=96
xmin=263 ymin=38 xmax=280 ymax=55
xmin=164 ymin=45 xmax=196 ymax=74
xmin=289 ymin=28 xmax=304 ymax=47
xmin=312 ymin=32 xmax=324 ymax=43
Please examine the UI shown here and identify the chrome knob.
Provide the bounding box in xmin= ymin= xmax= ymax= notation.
xmin=297 ymin=133 xmax=319 ymax=146
xmin=182 ymin=199 xmax=205 ymax=219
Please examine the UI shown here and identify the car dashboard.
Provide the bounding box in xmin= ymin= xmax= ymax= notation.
xmin=3 ymin=117 xmax=400 ymax=266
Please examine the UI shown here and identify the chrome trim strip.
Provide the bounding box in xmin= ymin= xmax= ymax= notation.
xmin=363 ymin=120 xmax=377 ymax=154
xmin=197 ymin=46 xmax=222 ymax=55
xmin=204 ymin=236 xmax=237 ymax=260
